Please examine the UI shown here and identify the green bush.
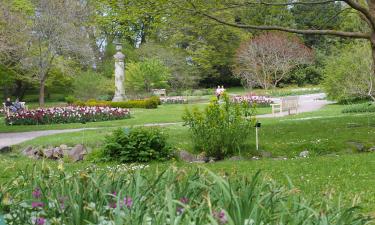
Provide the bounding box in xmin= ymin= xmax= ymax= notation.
xmin=102 ymin=127 xmax=172 ymax=163
xmin=74 ymin=97 xmax=160 ymax=109
xmin=64 ymin=95 xmax=76 ymax=104
xmin=342 ymin=103 xmax=375 ymax=113
xmin=183 ymin=93 xmax=256 ymax=159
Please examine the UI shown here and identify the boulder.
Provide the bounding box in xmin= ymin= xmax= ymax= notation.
xmin=347 ymin=141 xmax=365 ymax=152
xmin=0 ymin=146 xmax=11 ymax=154
xmin=299 ymin=150 xmax=309 ymax=158
xmin=176 ymin=150 xmax=196 ymax=163
xmin=368 ymin=147 xmax=375 ymax=152
xmin=43 ymin=148 xmax=54 ymax=159
xmin=59 ymin=144 xmax=69 ymax=150
xmin=260 ymin=151 xmax=272 ymax=158
xmin=196 ymin=152 xmax=208 ymax=162
xmin=251 ymin=156 xmax=260 ymax=160
xmin=68 ymin=144 xmax=87 ymax=162
xmin=22 ymin=146 xmax=33 ymax=155
xmin=229 ymin=156 xmax=243 ymax=161
xmin=52 ymin=147 xmax=64 ymax=159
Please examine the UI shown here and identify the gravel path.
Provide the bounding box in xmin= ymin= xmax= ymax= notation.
xmin=0 ymin=93 xmax=331 ymax=148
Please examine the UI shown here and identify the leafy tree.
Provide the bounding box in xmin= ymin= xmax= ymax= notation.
xmin=73 ymin=71 xmax=112 ymax=101
xmin=137 ymin=43 xmax=199 ymax=90
xmin=324 ymin=42 xmax=374 ymax=102
xmin=126 ymin=58 xmax=170 ymax=94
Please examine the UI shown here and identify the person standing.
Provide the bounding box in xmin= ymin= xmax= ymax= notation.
xmin=215 ymin=86 xmax=221 ymax=100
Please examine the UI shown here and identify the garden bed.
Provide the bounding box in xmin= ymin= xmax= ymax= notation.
xmin=5 ymin=106 xmax=130 ymax=125
xmin=232 ymin=94 xmax=273 ymax=107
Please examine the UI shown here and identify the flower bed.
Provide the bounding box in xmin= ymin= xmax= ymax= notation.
xmin=232 ymin=94 xmax=273 ymax=107
xmin=160 ymin=96 xmax=187 ymax=104
xmin=5 ymin=106 xmax=130 ymax=125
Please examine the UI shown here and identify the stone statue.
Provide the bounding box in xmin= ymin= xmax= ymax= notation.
xmin=112 ymin=44 xmax=126 ymax=102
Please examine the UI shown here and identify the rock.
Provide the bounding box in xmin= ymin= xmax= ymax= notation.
xmin=229 ymin=156 xmax=243 ymax=161
xmin=52 ymin=147 xmax=64 ymax=159
xmin=251 ymin=156 xmax=260 ymax=160
xmin=0 ymin=146 xmax=11 ymax=153
xmin=368 ymin=147 xmax=375 ymax=152
xmin=43 ymin=148 xmax=54 ymax=159
xmin=176 ymin=150 xmax=196 ymax=163
xmin=68 ymin=144 xmax=87 ymax=162
xmin=347 ymin=141 xmax=365 ymax=152
xmin=260 ymin=151 xmax=272 ymax=158
xmin=22 ymin=146 xmax=33 ymax=155
xmin=59 ymin=144 xmax=69 ymax=150
xmin=273 ymin=157 xmax=288 ymax=161
xmin=196 ymin=152 xmax=208 ymax=162
xmin=299 ymin=150 xmax=310 ymax=158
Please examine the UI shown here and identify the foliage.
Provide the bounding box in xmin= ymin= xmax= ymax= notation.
xmin=0 ymin=166 xmax=371 ymax=224
xmin=342 ymin=103 xmax=375 ymax=113
xmin=102 ymin=127 xmax=172 ymax=163
xmin=234 ymin=32 xmax=313 ymax=89
xmin=137 ymin=43 xmax=199 ymax=90
xmin=323 ymin=43 xmax=375 ymax=102
xmin=5 ymin=107 xmax=130 ymax=126
xmin=183 ymin=93 xmax=255 ymax=159
xmin=64 ymin=95 xmax=76 ymax=104
xmin=77 ymin=97 xmax=160 ymax=109
xmin=126 ymin=58 xmax=171 ymax=94
xmin=73 ymin=71 xmax=112 ymax=101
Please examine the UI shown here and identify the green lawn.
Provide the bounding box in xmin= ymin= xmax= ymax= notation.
xmin=2 ymin=94 xmax=375 ymax=213
xmin=0 ymin=103 xmax=271 ymax=133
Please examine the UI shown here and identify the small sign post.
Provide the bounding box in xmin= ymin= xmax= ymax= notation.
xmin=255 ymin=121 xmax=261 ymax=151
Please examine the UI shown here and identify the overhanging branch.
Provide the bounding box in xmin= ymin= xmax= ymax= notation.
xmin=202 ymin=12 xmax=370 ymax=39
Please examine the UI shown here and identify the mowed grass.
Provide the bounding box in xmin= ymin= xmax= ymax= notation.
xmin=0 ymin=103 xmax=271 ymax=133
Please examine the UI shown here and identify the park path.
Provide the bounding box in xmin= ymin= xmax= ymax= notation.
xmin=0 ymin=93 xmax=331 ymax=148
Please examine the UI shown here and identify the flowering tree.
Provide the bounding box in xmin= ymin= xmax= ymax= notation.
xmin=234 ymin=32 xmax=313 ymax=89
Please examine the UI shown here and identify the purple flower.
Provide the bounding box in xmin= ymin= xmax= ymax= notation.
xmin=112 ymin=191 xmax=117 ymax=197
xmin=34 ymin=217 xmax=46 ymax=225
xmin=213 ymin=209 xmax=228 ymax=224
xmin=123 ymin=197 xmax=133 ymax=208
xmin=177 ymin=207 xmax=184 ymax=215
xmin=109 ymin=201 xmax=117 ymax=208
xmin=180 ymin=197 xmax=189 ymax=204
xmin=31 ymin=202 xmax=44 ymax=208
xmin=32 ymin=188 xmax=42 ymax=199
xmin=58 ymin=196 xmax=67 ymax=209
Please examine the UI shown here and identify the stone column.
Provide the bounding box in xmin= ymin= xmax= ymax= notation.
xmin=112 ymin=45 xmax=126 ymax=102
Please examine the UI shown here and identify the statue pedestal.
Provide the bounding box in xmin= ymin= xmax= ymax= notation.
xmin=112 ymin=46 xmax=126 ymax=102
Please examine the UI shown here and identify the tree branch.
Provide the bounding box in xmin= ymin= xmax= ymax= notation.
xmin=201 ymin=12 xmax=370 ymax=39
xmin=342 ymin=0 xmax=375 ymax=30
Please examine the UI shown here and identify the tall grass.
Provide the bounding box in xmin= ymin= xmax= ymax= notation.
xmin=0 ymin=163 xmax=371 ymax=225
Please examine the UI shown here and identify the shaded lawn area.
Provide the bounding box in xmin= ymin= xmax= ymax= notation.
xmin=0 ymin=103 xmax=271 ymax=133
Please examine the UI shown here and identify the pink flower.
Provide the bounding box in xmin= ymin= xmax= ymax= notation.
xmin=213 ymin=209 xmax=228 ymax=224
xmin=31 ymin=201 xmax=44 ymax=208
xmin=32 ymin=188 xmax=42 ymax=199
xmin=34 ymin=217 xmax=46 ymax=225
xmin=123 ymin=197 xmax=133 ymax=208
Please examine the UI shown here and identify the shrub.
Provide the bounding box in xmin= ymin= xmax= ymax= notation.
xmin=183 ymin=93 xmax=256 ymax=159
xmin=102 ymin=127 xmax=172 ymax=163
xmin=74 ymin=97 xmax=160 ymax=109
xmin=1 ymin=166 xmax=371 ymax=224
xmin=64 ymin=95 xmax=76 ymax=104
xmin=342 ymin=102 xmax=375 ymax=113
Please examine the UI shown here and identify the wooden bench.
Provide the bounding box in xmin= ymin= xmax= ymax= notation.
xmin=271 ymin=96 xmax=299 ymax=116
xmin=2 ymin=102 xmax=28 ymax=116
xmin=151 ymin=89 xmax=166 ymax=97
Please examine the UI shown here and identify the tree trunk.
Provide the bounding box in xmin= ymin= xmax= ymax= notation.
xmin=39 ymin=80 xmax=46 ymax=107
xmin=370 ymin=32 xmax=375 ymax=101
